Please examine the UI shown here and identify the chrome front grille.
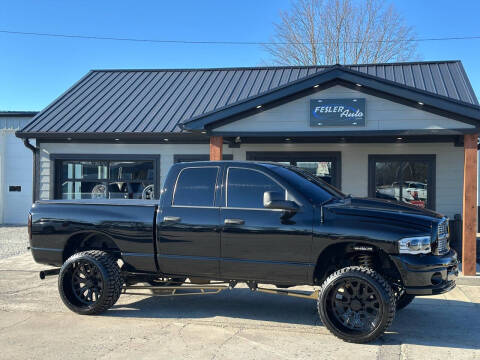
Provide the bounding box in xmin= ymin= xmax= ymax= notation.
xmin=435 ymin=219 xmax=449 ymax=255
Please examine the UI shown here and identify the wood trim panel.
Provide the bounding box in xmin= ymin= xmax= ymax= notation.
xmin=462 ymin=134 xmax=478 ymax=276
xmin=209 ymin=136 xmax=223 ymax=161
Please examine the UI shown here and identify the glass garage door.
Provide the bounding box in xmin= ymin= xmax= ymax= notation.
xmin=246 ymin=152 xmax=341 ymax=189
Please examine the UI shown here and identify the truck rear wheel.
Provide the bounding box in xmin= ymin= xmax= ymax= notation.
xmin=58 ymin=250 xmax=123 ymax=315
xmin=317 ymin=266 xmax=395 ymax=343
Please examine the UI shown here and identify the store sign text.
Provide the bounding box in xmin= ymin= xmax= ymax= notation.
xmin=310 ymin=98 xmax=366 ymax=126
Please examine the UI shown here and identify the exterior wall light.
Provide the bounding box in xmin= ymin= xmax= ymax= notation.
xmin=114 ymin=138 xmax=120 ymax=141
xmin=313 ymin=84 xmax=320 ymax=88
xmin=356 ymin=83 xmax=363 ymax=87
xmin=201 ymin=131 xmax=207 ymax=134
xmin=285 ymin=138 xmax=291 ymax=141
xmin=163 ymin=138 xmax=169 ymax=142
xmin=418 ymin=102 xmax=424 ymax=106
xmin=396 ymin=137 xmax=403 ymax=140
xmin=256 ymin=105 xmax=262 ymax=109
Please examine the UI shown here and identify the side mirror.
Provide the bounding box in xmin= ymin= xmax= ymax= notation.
xmin=263 ymin=191 xmax=299 ymax=212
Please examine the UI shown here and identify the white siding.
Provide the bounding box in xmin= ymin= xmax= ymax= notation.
xmin=215 ymin=85 xmax=474 ymax=132
xmin=40 ymin=141 xmax=464 ymax=218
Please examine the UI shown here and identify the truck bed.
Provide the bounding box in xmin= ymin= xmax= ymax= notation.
xmin=30 ymin=199 xmax=159 ymax=272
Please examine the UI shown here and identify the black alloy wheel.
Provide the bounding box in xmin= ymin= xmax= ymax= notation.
xmin=318 ymin=266 xmax=395 ymax=343
xmin=58 ymin=250 xmax=123 ymax=315
xmin=71 ymin=260 xmax=103 ymax=304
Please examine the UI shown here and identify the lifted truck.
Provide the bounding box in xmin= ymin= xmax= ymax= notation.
xmin=28 ymin=161 xmax=458 ymax=343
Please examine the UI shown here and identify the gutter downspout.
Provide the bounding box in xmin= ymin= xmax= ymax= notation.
xmin=22 ymin=138 xmax=39 ymax=204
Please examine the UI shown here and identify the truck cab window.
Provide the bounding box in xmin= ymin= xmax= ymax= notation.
xmin=227 ymin=168 xmax=285 ymax=208
xmin=173 ymin=167 xmax=218 ymax=207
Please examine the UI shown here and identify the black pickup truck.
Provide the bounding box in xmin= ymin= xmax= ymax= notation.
xmin=28 ymin=161 xmax=458 ymax=343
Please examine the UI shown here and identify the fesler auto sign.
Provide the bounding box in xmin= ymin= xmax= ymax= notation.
xmin=310 ymin=98 xmax=366 ymax=126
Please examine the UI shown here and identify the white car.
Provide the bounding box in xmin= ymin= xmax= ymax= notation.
xmin=377 ymin=181 xmax=427 ymax=207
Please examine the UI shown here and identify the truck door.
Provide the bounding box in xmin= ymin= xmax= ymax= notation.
xmin=157 ymin=165 xmax=221 ymax=277
xmin=220 ymin=166 xmax=313 ymax=283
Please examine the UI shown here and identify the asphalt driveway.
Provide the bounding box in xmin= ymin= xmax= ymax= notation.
xmin=0 ymin=226 xmax=28 ymax=260
xmin=0 ymin=253 xmax=479 ymax=359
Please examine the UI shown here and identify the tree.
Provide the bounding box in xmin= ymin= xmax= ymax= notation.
xmin=265 ymin=0 xmax=417 ymax=65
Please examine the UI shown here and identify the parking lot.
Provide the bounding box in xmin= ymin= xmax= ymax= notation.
xmin=0 ymin=228 xmax=479 ymax=359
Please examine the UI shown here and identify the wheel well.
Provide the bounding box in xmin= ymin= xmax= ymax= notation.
xmin=313 ymin=242 xmax=401 ymax=285
xmin=63 ymin=232 xmax=121 ymax=261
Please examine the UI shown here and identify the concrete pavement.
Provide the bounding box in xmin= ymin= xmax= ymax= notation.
xmin=0 ymin=253 xmax=479 ymax=360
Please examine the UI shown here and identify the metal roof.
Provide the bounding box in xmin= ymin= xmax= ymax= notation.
xmin=18 ymin=60 xmax=479 ymax=137
xmin=0 ymin=111 xmax=38 ymax=117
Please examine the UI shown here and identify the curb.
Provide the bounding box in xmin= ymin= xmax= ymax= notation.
xmin=456 ymin=275 xmax=480 ymax=286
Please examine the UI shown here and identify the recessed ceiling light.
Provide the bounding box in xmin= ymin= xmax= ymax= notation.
xmin=163 ymin=138 xmax=169 ymax=142
xmin=313 ymin=84 xmax=320 ymax=88
xmin=397 ymin=137 xmax=403 ymax=140
xmin=356 ymin=83 xmax=362 ymax=87
xmin=201 ymin=131 xmax=207 ymax=134
xmin=285 ymin=138 xmax=291 ymax=141
xmin=114 ymin=138 xmax=120 ymax=141
xmin=256 ymin=105 xmax=262 ymax=109
xmin=418 ymin=101 xmax=424 ymax=106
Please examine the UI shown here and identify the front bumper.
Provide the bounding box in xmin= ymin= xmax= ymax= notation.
xmin=390 ymin=249 xmax=458 ymax=295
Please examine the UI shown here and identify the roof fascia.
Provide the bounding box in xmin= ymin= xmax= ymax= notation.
xmin=183 ymin=67 xmax=480 ymax=131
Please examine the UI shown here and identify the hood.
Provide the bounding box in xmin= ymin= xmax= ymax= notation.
xmin=325 ymin=197 xmax=444 ymax=230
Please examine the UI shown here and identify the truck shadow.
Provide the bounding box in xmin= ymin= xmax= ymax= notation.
xmin=107 ymin=289 xmax=480 ymax=350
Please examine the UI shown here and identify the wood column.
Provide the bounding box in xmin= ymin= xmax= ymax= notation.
xmin=462 ymin=133 xmax=478 ymax=276
xmin=209 ymin=136 xmax=223 ymax=161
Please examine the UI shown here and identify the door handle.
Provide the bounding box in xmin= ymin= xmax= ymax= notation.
xmin=224 ymin=218 xmax=245 ymax=225
xmin=163 ymin=216 xmax=181 ymax=223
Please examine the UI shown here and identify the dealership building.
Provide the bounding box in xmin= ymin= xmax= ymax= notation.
xmin=15 ymin=60 xmax=480 ymax=274
xmin=0 ymin=111 xmax=36 ymax=224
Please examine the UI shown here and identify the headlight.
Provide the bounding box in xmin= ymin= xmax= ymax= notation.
xmin=398 ymin=236 xmax=431 ymax=254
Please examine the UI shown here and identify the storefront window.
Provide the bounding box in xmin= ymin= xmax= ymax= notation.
xmin=246 ymin=152 xmax=341 ymax=189
xmin=296 ymin=161 xmax=333 ymax=184
xmin=57 ymin=159 xmax=156 ymax=200
xmin=369 ymin=155 xmax=434 ymax=209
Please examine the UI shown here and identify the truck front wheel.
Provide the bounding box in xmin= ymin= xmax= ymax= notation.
xmin=317 ymin=266 xmax=396 ymax=343
xmin=58 ymin=250 xmax=123 ymax=315
xmin=395 ymin=293 xmax=415 ymax=310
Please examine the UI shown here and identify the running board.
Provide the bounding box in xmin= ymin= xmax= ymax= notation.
xmin=122 ymin=283 xmax=318 ymax=300
xmin=256 ymin=287 xmax=319 ymax=300
xmin=123 ymin=284 xmax=228 ymax=297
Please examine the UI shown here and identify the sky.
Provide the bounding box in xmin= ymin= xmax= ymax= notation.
xmin=1 ymin=0 xmax=480 ymax=111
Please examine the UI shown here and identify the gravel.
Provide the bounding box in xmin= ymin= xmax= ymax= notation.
xmin=0 ymin=226 xmax=29 ymax=260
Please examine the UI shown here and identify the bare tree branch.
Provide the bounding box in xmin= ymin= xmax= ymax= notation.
xmin=264 ymin=0 xmax=417 ymax=65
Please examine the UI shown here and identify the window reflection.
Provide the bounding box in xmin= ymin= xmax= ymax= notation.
xmin=296 ymin=161 xmax=333 ymax=184
xmin=59 ymin=160 xmax=155 ymax=200
xmin=374 ymin=160 xmax=429 ymax=208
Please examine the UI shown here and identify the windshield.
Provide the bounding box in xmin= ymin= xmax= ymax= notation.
xmin=270 ymin=164 xmax=346 ymax=204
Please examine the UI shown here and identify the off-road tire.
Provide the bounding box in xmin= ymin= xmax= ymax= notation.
xmin=317 ymin=266 xmax=396 ymax=343
xmin=395 ymin=293 xmax=415 ymax=310
xmin=58 ymin=250 xmax=123 ymax=315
